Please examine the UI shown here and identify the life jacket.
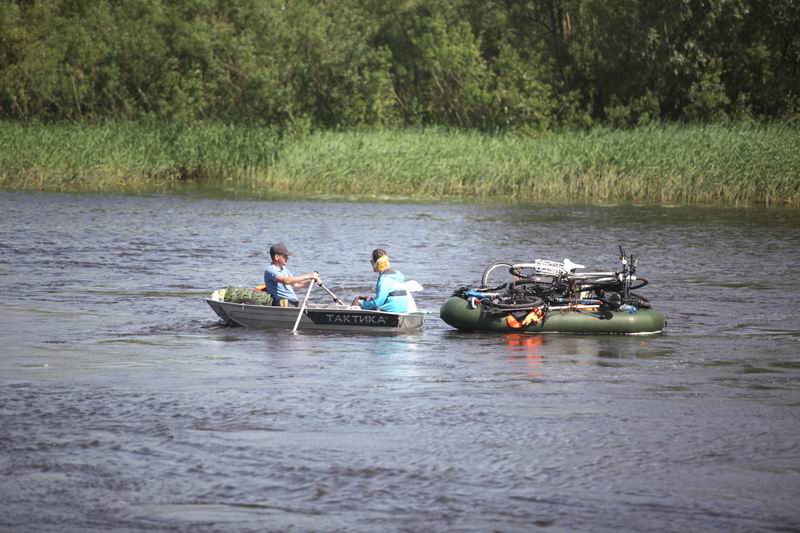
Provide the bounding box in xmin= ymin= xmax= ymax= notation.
xmin=506 ymin=307 xmax=545 ymax=329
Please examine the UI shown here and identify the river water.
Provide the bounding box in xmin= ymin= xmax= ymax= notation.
xmin=1 ymin=190 xmax=799 ymax=532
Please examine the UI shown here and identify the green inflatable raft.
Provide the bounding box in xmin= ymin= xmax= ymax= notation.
xmin=439 ymin=296 xmax=666 ymax=335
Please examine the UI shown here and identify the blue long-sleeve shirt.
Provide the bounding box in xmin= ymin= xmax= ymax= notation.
xmin=360 ymin=269 xmax=409 ymax=313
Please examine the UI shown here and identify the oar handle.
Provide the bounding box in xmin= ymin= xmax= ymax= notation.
xmin=291 ymin=280 xmax=315 ymax=334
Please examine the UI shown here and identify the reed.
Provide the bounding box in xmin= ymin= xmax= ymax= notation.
xmin=1 ymin=121 xmax=797 ymax=205
xmin=0 ymin=121 xmax=283 ymax=193
xmin=269 ymin=123 xmax=800 ymax=206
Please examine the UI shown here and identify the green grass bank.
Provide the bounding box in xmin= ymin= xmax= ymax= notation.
xmin=1 ymin=121 xmax=798 ymax=206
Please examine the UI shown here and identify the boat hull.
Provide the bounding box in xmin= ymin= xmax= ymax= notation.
xmin=439 ymin=296 xmax=665 ymax=335
xmin=206 ymin=298 xmax=424 ymax=334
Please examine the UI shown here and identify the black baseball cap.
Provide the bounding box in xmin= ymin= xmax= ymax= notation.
xmin=269 ymin=243 xmax=293 ymax=257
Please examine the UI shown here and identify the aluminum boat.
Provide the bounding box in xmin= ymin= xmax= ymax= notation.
xmin=205 ymin=289 xmax=424 ymax=333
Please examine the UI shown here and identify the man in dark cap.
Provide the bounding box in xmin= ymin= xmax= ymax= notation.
xmin=264 ymin=243 xmax=320 ymax=307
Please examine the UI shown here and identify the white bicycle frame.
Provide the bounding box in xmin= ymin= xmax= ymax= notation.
xmin=509 ymin=261 xmax=625 ymax=281
xmin=483 ymin=259 xmax=636 ymax=288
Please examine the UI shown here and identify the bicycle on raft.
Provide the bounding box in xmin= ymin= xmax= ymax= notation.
xmin=470 ymin=246 xmax=651 ymax=314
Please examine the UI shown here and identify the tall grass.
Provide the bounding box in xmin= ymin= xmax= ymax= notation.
xmin=1 ymin=121 xmax=798 ymax=205
xmin=271 ymin=123 xmax=800 ymax=205
xmin=0 ymin=121 xmax=283 ymax=193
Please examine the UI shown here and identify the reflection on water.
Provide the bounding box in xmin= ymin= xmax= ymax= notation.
xmin=503 ymin=334 xmax=545 ymax=379
xmin=1 ymin=191 xmax=800 ymax=532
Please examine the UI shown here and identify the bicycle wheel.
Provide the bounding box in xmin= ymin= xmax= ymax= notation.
xmin=483 ymin=296 xmax=545 ymax=312
xmin=509 ymin=278 xmax=564 ymax=296
xmin=628 ymin=277 xmax=649 ymax=290
xmin=577 ymin=280 xmax=623 ymax=293
xmin=480 ymin=262 xmax=516 ymax=288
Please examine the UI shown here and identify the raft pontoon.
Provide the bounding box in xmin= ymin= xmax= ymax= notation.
xmin=439 ymin=248 xmax=666 ymax=335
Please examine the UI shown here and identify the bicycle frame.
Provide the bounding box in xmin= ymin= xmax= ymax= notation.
xmin=481 ymin=248 xmax=643 ymax=297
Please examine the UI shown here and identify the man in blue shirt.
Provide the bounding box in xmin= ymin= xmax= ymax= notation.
xmin=353 ymin=248 xmax=409 ymax=313
xmin=264 ymin=243 xmax=320 ymax=307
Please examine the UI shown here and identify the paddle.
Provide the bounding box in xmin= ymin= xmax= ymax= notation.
xmin=318 ymin=281 xmax=345 ymax=306
xmin=291 ymin=278 xmax=316 ymax=334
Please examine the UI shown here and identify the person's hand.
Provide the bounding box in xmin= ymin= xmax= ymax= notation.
xmin=351 ymin=296 xmax=363 ymax=306
xmin=310 ymin=271 xmax=321 ymax=284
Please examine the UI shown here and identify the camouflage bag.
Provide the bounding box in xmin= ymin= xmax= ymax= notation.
xmin=220 ymin=286 xmax=273 ymax=306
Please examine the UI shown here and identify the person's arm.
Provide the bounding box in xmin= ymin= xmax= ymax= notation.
xmin=360 ymin=276 xmax=391 ymax=310
xmin=276 ymin=271 xmax=320 ymax=288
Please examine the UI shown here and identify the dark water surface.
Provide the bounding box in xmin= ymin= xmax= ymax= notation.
xmin=1 ymin=191 xmax=799 ymax=532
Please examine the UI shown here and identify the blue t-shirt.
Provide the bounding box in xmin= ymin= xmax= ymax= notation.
xmin=360 ymin=269 xmax=409 ymax=313
xmin=264 ymin=263 xmax=298 ymax=301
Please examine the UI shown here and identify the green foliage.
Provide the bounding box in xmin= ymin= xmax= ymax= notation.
xmin=267 ymin=122 xmax=800 ymax=205
xmin=2 ymin=121 xmax=798 ymax=206
xmin=0 ymin=120 xmax=283 ymax=191
xmin=1 ymin=0 xmax=798 ymax=127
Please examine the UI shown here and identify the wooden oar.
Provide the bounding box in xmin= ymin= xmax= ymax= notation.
xmin=291 ymin=280 xmax=315 ymax=334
